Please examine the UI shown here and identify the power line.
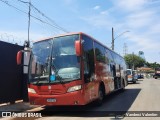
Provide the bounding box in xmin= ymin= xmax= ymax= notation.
xmin=12 ymin=0 xmax=29 ymax=11
xmin=0 ymin=0 xmax=69 ymax=33
xmin=17 ymin=0 xmax=28 ymax=4
xmin=0 ymin=0 xmax=28 ymax=14
xmin=30 ymin=8 xmax=61 ymax=35
xmin=27 ymin=0 xmax=31 ymax=45
xmin=17 ymin=0 xmax=69 ymax=33
xmin=30 ymin=4 xmax=69 ymax=33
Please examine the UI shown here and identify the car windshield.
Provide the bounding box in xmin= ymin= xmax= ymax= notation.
xmin=29 ymin=34 xmax=80 ymax=84
xmin=133 ymin=71 xmax=137 ymax=75
xmin=127 ymin=70 xmax=131 ymax=75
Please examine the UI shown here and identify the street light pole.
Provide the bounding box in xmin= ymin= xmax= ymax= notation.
xmin=27 ymin=0 xmax=31 ymax=47
xmin=111 ymin=27 xmax=130 ymax=50
xmin=112 ymin=27 xmax=114 ymax=51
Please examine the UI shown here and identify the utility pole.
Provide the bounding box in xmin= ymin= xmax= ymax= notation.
xmin=112 ymin=27 xmax=114 ymax=50
xmin=111 ymin=27 xmax=130 ymax=51
xmin=27 ymin=0 xmax=31 ymax=47
xmin=22 ymin=0 xmax=31 ymax=102
xmin=123 ymin=43 xmax=128 ymax=56
xmin=132 ymin=52 xmax=135 ymax=70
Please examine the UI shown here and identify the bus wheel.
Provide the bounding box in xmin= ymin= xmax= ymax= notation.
xmin=96 ymin=87 xmax=104 ymax=106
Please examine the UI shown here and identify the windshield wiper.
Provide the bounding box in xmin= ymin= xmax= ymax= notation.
xmin=34 ymin=75 xmax=49 ymax=85
xmin=55 ymin=74 xmax=64 ymax=84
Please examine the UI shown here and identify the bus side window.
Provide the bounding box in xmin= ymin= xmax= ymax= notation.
xmin=112 ymin=65 xmax=116 ymax=77
xmin=84 ymin=52 xmax=91 ymax=82
xmin=84 ymin=52 xmax=90 ymax=75
xmin=82 ymin=35 xmax=95 ymax=83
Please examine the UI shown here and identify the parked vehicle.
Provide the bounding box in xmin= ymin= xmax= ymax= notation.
xmin=138 ymin=74 xmax=144 ymax=79
xmin=127 ymin=69 xmax=137 ymax=83
xmin=153 ymin=68 xmax=160 ymax=79
xmin=133 ymin=70 xmax=138 ymax=81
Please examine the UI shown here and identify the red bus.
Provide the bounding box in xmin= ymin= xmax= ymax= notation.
xmin=17 ymin=32 xmax=127 ymax=105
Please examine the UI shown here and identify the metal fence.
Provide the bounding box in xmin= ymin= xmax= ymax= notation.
xmin=0 ymin=41 xmax=25 ymax=103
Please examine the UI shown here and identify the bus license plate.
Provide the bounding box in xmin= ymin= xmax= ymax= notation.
xmin=47 ymin=98 xmax=56 ymax=102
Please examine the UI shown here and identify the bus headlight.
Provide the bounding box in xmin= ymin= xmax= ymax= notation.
xmin=67 ymin=85 xmax=82 ymax=92
xmin=28 ymin=88 xmax=36 ymax=94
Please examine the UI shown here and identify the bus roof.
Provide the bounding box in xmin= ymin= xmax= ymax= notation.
xmin=33 ymin=32 xmax=124 ymax=59
xmin=33 ymin=32 xmax=81 ymax=43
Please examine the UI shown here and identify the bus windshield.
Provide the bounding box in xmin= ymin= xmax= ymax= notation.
xmin=29 ymin=34 xmax=80 ymax=84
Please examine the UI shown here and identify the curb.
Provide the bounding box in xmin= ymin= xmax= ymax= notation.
xmin=0 ymin=101 xmax=41 ymax=112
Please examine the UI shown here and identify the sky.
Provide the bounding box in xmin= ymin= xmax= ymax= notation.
xmin=0 ymin=0 xmax=160 ymax=63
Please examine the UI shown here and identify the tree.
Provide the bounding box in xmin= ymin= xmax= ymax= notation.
xmin=145 ymin=62 xmax=160 ymax=69
xmin=124 ymin=54 xmax=145 ymax=69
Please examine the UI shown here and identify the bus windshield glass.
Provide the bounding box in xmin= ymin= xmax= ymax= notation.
xmin=29 ymin=34 xmax=80 ymax=84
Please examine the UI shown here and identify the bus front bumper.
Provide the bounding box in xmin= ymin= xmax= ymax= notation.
xmin=29 ymin=90 xmax=86 ymax=106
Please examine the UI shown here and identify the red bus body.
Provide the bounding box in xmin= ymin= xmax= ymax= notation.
xmin=25 ymin=32 xmax=127 ymax=106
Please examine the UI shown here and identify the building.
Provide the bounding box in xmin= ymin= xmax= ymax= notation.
xmin=138 ymin=51 xmax=145 ymax=60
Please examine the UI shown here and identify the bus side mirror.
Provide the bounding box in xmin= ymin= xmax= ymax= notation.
xmin=75 ymin=40 xmax=81 ymax=56
xmin=17 ymin=51 xmax=23 ymax=65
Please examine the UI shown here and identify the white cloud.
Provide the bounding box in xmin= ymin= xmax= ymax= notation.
xmin=62 ymin=0 xmax=79 ymax=13
xmin=128 ymin=34 xmax=159 ymax=51
xmin=100 ymin=11 xmax=108 ymax=15
xmin=123 ymin=29 xmax=160 ymax=63
xmin=149 ymin=23 xmax=160 ymax=34
xmin=112 ymin=0 xmax=147 ymax=12
xmin=126 ymin=10 xmax=155 ymax=29
xmin=93 ymin=5 xmax=100 ymax=10
xmin=63 ymin=0 xmax=75 ymax=4
xmin=80 ymin=14 xmax=114 ymax=30
xmin=111 ymin=1 xmax=160 ymax=52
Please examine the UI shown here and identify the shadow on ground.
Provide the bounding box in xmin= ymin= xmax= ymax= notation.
xmin=37 ymin=88 xmax=141 ymax=117
xmin=0 ymin=102 xmax=40 ymax=117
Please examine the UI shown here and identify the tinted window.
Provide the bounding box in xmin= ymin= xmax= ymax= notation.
xmin=105 ymin=48 xmax=114 ymax=64
xmin=82 ymin=35 xmax=95 ymax=76
xmin=127 ymin=70 xmax=131 ymax=75
xmin=94 ymin=42 xmax=105 ymax=63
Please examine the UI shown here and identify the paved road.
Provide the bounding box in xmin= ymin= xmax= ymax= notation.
xmin=1 ymin=78 xmax=160 ymax=120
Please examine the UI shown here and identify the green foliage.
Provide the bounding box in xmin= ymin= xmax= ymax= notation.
xmin=145 ymin=62 xmax=160 ymax=69
xmin=124 ymin=54 xmax=145 ymax=69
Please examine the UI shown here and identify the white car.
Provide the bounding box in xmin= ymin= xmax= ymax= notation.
xmin=127 ymin=69 xmax=137 ymax=83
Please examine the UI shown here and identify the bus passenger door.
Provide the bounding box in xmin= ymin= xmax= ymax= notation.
xmin=83 ymin=52 xmax=96 ymax=102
